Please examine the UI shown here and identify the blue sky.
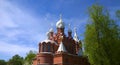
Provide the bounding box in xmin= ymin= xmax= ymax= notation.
xmin=0 ymin=0 xmax=120 ymax=61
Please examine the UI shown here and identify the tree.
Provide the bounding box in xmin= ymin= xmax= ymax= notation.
xmin=116 ymin=10 xmax=120 ymax=19
xmin=84 ymin=4 xmax=120 ymax=65
xmin=116 ymin=10 xmax=120 ymax=38
xmin=7 ymin=54 xmax=24 ymax=65
xmin=0 ymin=60 xmax=7 ymax=65
xmin=24 ymin=50 xmax=36 ymax=65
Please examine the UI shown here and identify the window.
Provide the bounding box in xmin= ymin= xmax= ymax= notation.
xmin=47 ymin=43 xmax=51 ymax=52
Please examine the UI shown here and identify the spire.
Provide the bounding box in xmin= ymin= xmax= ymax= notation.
xmin=74 ymin=27 xmax=79 ymax=42
xmin=56 ymin=14 xmax=64 ymax=28
xmin=57 ymin=42 xmax=67 ymax=52
xmin=68 ymin=24 xmax=72 ymax=32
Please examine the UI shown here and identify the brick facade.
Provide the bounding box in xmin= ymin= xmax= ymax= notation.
xmin=33 ymin=17 xmax=90 ymax=65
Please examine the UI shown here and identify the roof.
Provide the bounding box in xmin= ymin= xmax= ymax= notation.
xmin=74 ymin=32 xmax=79 ymax=42
xmin=73 ymin=28 xmax=79 ymax=42
xmin=41 ymin=39 xmax=58 ymax=45
xmin=57 ymin=42 xmax=67 ymax=52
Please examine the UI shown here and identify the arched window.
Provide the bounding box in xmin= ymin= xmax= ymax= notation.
xmin=42 ymin=43 xmax=44 ymax=52
xmin=47 ymin=43 xmax=51 ymax=52
xmin=39 ymin=43 xmax=41 ymax=52
xmin=42 ymin=42 xmax=46 ymax=52
xmin=44 ymin=43 xmax=47 ymax=52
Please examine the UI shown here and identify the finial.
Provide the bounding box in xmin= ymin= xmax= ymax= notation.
xmin=60 ymin=14 xmax=62 ymax=20
xmin=68 ymin=24 xmax=72 ymax=32
xmin=68 ymin=24 xmax=70 ymax=28
xmin=74 ymin=27 xmax=77 ymax=33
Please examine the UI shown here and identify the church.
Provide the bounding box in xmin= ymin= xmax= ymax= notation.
xmin=32 ymin=16 xmax=90 ymax=65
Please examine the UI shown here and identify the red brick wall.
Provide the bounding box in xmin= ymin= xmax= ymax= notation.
xmin=53 ymin=53 xmax=90 ymax=65
xmin=33 ymin=53 xmax=53 ymax=65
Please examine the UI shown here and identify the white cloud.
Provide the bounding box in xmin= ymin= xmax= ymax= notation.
xmin=0 ymin=0 xmax=50 ymax=60
xmin=0 ymin=41 xmax=37 ymax=55
xmin=0 ymin=0 xmax=87 ymax=60
xmin=0 ymin=41 xmax=37 ymax=61
xmin=0 ymin=0 xmax=49 ymax=43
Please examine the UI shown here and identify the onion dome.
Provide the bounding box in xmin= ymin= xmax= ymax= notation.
xmin=56 ymin=15 xmax=65 ymax=28
xmin=74 ymin=27 xmax=79 ymax=42
xmin=57 ymin=42 xmax=67 ymax=52
xmin=49 ymin=28 xmax=54 ymax=32
xmin=68 ymin=24 xmax=72 ymax=32
xmin=46 ymin=28 xmax=54 ymax=39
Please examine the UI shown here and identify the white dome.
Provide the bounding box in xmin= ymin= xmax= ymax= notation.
xmin=56 ymin=16 xmax=65 ymax=28
xmin=49 ymin=28 xmax=54 ymax=32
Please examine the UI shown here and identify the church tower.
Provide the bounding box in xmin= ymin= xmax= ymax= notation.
xmin=32 ymin=15 xmax=90 ymax=65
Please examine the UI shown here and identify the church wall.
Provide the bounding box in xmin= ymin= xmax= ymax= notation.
xmin=54 ymin=54 xmax=63 ymax=64
xmin=33 ymin=59 xmax=37 ymax=65
xmin=35 ymin=53 xmax=53 ymax=65
xmin=53 ymin=53 xmax=90 ymax=65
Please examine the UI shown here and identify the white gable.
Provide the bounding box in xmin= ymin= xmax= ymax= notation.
xmin=57 ymin=42 xmax=67 ymax=52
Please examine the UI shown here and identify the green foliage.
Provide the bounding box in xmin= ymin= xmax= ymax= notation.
xmin=84 ymin=4 xmax=120 ymax=65
xmin=24 ymin=50 xmax=36 ymax=65
xmin=116 ymin=10 xmax=120 ymax=19
xmin=0 ymin=60 xmax=7 ymax=65
xmin=7 ymin=54 xmax=24 ymax=65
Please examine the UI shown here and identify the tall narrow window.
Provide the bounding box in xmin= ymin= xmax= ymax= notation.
xmin=47 ymin=43 xmax=51 ymax=52
xmin=42 ymin=42 xmax=46 ymax=52
xmin=44 ymin=43 xmax=47 ymax=52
